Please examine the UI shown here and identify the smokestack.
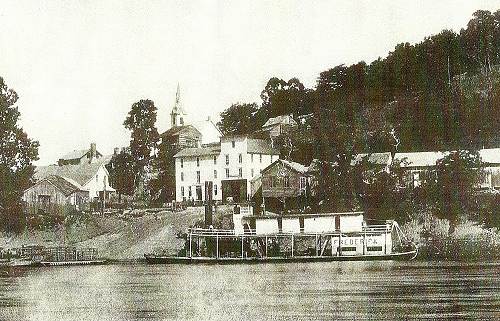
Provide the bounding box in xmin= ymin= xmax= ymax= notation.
xmin=90 ymin=143 xmax=97 ymax=163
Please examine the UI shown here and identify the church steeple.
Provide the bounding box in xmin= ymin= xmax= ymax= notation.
xmin=170 ymin=83 xmax=186 ymax=127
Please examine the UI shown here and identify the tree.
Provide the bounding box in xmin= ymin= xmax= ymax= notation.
xmin=107 ymin=150 xmax=135 ymax=201
xmin=123 ymin=99 xmax=160 ymax=192
xmin=0 ymin=77 xmax=39 ymax=232
xmin=353 ymin=157 xmax=408 ymax=221
xmin=423 ymin=150 xmax=484 ymax=233
xmin=261 ymin=77 xmax=313 ymax=118
xmin=217 ymin=103 xmax=260 ymax=136
xmin=149 ymin=139 xmax=177 ymax=205
xmin=310 ymin=108 xmax=362 ymax=212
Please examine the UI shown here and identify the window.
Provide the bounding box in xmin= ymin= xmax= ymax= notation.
xmin=181 ymin=186 xmax=184 ymax=196
xmin=188 ymin=186 xmax=192 ymax=197
xmin=300 ymin=177 xmax=307 ymax=190
xmin=278 ymin=218 xmax=283 ymax=233
xmin=214 ymin=184 xmax=218 ymax=196
xmin=270 ymin=155 xmax=273 ymax=164
xmin=214 ymin=170 xmax=217 ymax=179
xmin=251 ymin=169 xmax=254 ymax=177
xmin=213 ymin=155 xmax=217 ymax=165
xmin=299 ymin=217 xmax=304 ymax=233
xmin=238 ymin=168 xmax=242 ymax=178
xmin=238 ymin=153 xmax=242 ymax=163
xmin=251 ymin=154 xmax=254 ymax=162
xmin=367 ymin=246 xmax=383 ymax=252
xmin=38 ymin=195 xmax=51 ymax=209
xmin=181 ymin=172 xmax=184 ymax=182
xmin=196 ymin=157 xmax=200 ymax=167
xmin=180 ymin=158 xmax=184 ymax=168
xmin=196 ymin=171 xmax=201 ymax=184
xmin=259 ymin=154 xmax=262 ymax=163
xmin=226 ymin=168 xmax=230 ymax=178
xmin=225 ymin=154 xmax=229 ymax=165
xmin=232 ymin=141 xmax=235 ymax=148
xmin=284 ymin=177 xmax=290 ymax=188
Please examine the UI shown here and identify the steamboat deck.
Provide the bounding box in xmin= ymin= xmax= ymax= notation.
xmin=145 ymin=218 xmax=418 ymax=264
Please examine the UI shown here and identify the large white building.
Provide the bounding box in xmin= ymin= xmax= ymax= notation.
xmin=174 ymin=135 xmax=280 ymax=203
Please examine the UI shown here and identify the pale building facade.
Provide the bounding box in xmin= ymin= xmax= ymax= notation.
xmin=174 ymin=136 xmax=279 ymax=203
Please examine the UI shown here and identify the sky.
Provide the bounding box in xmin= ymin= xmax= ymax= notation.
xmin=1 ymin=1 xmax=498 ymax=165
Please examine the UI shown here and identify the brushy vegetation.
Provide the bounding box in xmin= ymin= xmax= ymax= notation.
xmin=402 ymin=210 xmax=500 ymax=261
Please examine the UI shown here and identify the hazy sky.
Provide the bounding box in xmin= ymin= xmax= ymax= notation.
xmin=1 ymin=1 xmax=498 ymax=165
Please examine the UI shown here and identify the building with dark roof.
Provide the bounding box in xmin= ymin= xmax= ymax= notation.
xmin=58 ymin=143 xmax=103 ymax=166
xmin=23 ymin=175 xmax=89 ymax=216
xmin=260 ymin=114 xmax=297 ymax=138
xmin=160 ymin=125 xmax=202 ymax=151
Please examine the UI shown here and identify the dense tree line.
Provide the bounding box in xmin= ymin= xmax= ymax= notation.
xmin=217 ymin=10 xmax=500 ymax=226
xmin=219 ymin=10 xmax=499 ymax=154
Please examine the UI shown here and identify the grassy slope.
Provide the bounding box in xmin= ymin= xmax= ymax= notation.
xmin=0 ymin=206 xmax=233 ymax=260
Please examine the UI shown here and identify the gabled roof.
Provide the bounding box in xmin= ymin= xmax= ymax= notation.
xmin=479 ymin=148 xmax=500 ymax=165
xmin=33 ymin=175 xmax=86 ymax=197
xmin=247 ymin=138 xmax=280 ymax=155
xmin=174 ymin=143 xmax=221 ymax=158
xmin=35 ymin=160 xmax=108 ymax=187
xmin=59 ymin=149 xmax=102 ymax=161
xmin=281 ymin=160 xmax=309 ymax=174
xmin=394 ymin=151 xmax=446 ymax=168
xmin=352 ymin=152 xmax=392 ymax=166
xmin=59 ymin=149 xmax=88 ymax=160
xmin=262 ymin=114 xmax=297 ymax=128
xmin=161 ymin=125 xmax=201 ymax=138
xmin=192 ymin=118 xmax=222 ymax=144
xmin=262 ymin=159 xmax=309 ymax=176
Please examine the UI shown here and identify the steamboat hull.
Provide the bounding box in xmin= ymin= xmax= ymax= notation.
xmin=145 ymin=250 xmax=418 ymax=264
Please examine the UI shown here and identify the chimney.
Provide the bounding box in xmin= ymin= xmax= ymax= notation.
xmin=114 ymin=147 xmax=120 ymax=155
xmin=90 ymin=143 xmax=97 ymax=163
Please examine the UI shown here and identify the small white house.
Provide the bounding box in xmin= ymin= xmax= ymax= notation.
xmin=35 ymin=160 xmax=115 ymax=200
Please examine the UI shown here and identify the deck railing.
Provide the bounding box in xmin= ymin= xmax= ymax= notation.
xmin=188 ymin=223 xmax=391 ymax=237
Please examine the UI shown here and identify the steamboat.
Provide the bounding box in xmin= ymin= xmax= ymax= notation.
xmin=145 ymin=206 xmax=418 ymax=264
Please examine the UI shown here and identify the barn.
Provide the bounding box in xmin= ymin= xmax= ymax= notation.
xmin=23 ymin=175 xmax=89 ymax=216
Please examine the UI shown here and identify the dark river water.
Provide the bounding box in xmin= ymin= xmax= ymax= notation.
xmin=0 ymin=261 xmax=498 ymax=321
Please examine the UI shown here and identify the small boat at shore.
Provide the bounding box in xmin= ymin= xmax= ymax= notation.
xmin=145 ymin=209 xmax=418 ymax=264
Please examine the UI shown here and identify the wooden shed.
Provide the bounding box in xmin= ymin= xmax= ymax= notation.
xmin=23 ymin=175 xmax=89 ymax=216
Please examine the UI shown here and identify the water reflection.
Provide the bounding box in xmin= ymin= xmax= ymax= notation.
xmin=0 ymin=261 xmax=498 ymax=320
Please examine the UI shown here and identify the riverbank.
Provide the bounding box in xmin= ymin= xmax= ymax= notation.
xmin=1 ymin=206 xmax=498 ymax=261
xmin=401 ymin=214 xmax=500 ymax=261
xmin=0 ymin=205 xmax=233 ymax=260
